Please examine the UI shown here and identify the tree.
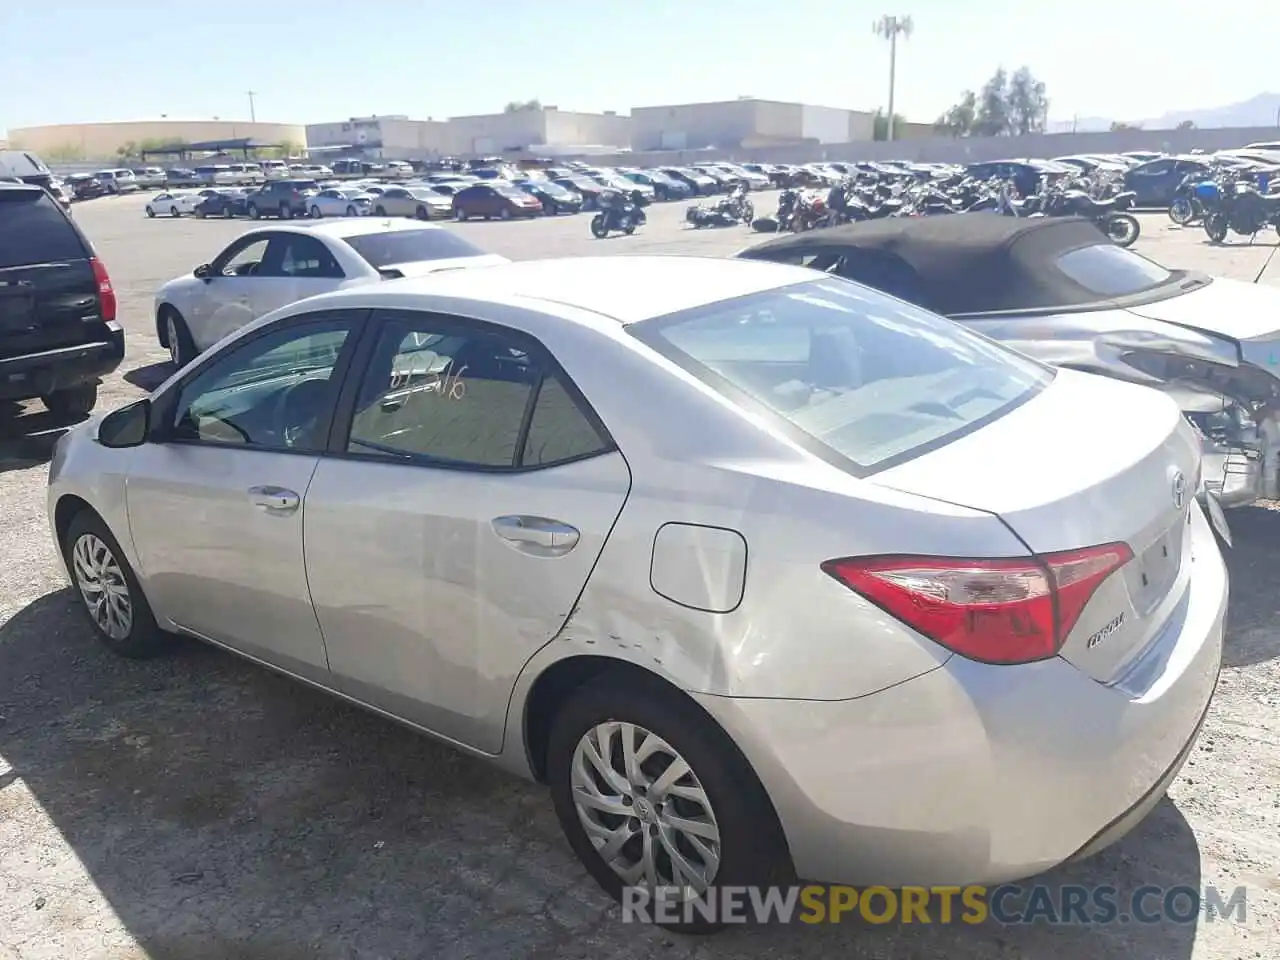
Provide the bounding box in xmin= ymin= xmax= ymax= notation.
xmin=934 ymin=90 xmax=977 ymax=137
xmin=972 ymin=68 xmax=1010 ymax=136
xmin=503 ymin=99 xmax=541 ymax=113
xmin=116 ymin=141 xmax=138 ymax=159
xmin=1110 ymin=121 xmax=1142 ymax=131
xmin=873 ymin=108 xmax=908 ymax=141
xmin=1006 ymin=66 xmax=1049 ymax=136
xmin=1176 ymin=119 xmax=1196 ymax=130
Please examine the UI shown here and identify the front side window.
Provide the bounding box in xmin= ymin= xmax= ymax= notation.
xmin=169 ymin=319 xmax=353 ymax=450
xmin=214 ymin=237 xmax=270 ymax=276
xmin=630 ymin=279 xmax=1052 ymax=473
xmin=345 ymin=313 xmax=609 ymax=469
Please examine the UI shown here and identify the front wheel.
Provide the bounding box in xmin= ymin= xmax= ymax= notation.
xmin=590 ymin=214 xmax=609 ymax=238
xmin=1204 ymin=213 xmax=1229 ymax=244
xmin=546 ymin=675 xmax=789 ymax=933
xmin=1104 ymin=213 xmax=1140 ymax=247
xmin=279 ymin=203 xmax=292 ymax=220
xmin=1168 ymin=197 xmax=1194 ymax=225
xmin=741 ymin=201 xmax=755 ymax=223
xmin=346 ymin=205 xmax=358 ymax=216
xmin=170 ymin=206 xmax=180 ymax=218
xmin=310 ymin=205 xmax=323 ymax=219
xmin=247 ymin=203 xmax=260 ymax=220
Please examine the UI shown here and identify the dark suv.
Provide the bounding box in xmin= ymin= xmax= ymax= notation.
xmin=0 ymin=183 xmax=124 ymax=418
xmin=245 ymin=179 xmax=320 ymax=220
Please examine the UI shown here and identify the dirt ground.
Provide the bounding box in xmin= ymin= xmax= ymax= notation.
xmin=1 ymin=195 xmax=1277 ymax=960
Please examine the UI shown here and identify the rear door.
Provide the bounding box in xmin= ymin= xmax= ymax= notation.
xmin=302 ymin=308 xmax=631 ymax=752
xmin=0 ymin=187 xmax=99 ymax=360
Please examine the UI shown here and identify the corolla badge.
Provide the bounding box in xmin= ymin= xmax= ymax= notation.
xmin=1171 ymin=470 xmax=1186 ymax=510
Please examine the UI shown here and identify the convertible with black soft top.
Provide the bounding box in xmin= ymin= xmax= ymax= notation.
xmin=738 ymin=213 xmax=1280 ymax=514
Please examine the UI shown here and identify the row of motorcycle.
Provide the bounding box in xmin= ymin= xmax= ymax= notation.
xmin=1167 ymin=166 xmax=1280 ymax=243
xmin=747 ymin=169 xmax=1143 ymax=247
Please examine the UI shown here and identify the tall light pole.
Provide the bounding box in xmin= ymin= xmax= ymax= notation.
xmin=246 ymin=90 xmax=258 ymax=122
xmin=872 ymin=14 xmax=913 ymax=141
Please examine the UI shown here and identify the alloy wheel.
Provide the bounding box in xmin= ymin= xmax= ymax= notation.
xmin=570 ymin=721 xmax=721 ymax=897
xmin=72 ymin=533 xmax=133 ymax=640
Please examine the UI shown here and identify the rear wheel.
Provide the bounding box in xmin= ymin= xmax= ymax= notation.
xmin=62 ymin=510 xmax=171 ymax=659
xmin=248 ymin=203 xmax=260 ymax=220
xmin=1105 ymin=213 xmax=1140 ymax=247
xmin=42 ymin=384 xmax=97 ymax=420
xmin=310 ymin=205 xmax=322 ymax=218
xmin=455 ymin=207 xmax=468 ymax=221
xmin=375 ymin=205 xmax=387 ymax=216
xmin=145 ymin=207 xmax=156 ymax=218
xmin=416 ymin=205 xmax=429 ymax=220
xmin=279 ymin=203 xmax=292 ymax=220
xmin=170 ymin=206 xmax=180 ymax=218
xmin=590 ymin=214 xmax=609 ymax=238
xmin=546 ymin=674 xmax=789 ymax=933
xmin=500 ymin=206 xmax=512 ymax=220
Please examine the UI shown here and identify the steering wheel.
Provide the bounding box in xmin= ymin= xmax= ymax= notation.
xmin=271 ymin=377 xmax=331 ymax=449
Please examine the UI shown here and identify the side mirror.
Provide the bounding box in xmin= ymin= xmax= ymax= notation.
xmin=97 ymin=398 xmax=151 ymax=449
xmin=194 ymin=263 xmax=212 ymax=280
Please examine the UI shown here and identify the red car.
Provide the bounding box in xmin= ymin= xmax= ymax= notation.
xmin=452 ymin=182 xmax=543 ymax=220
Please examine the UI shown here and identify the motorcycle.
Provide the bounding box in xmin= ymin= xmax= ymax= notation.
xmin=590 ymin=190 xmax=646 ymax=238
xmin=1033 ymin=180 xmax=1141 ymax=247
xmin=686 ymin=184 xmax=754 ymax=228
xmin=1203 ymin=175 xmax=1280 ymax=244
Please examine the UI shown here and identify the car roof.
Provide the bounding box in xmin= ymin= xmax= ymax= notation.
xmin=310 ymin=255 xmax=816 ymax=325
xmin=266 ymin=218 xmax=450 ymax=240
xmin=738 ymin=214 xmax=1125 ymax=316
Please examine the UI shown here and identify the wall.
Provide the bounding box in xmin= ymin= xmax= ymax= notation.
xmin=562 ymin=124 xmax=1280 ymax=169
xmin=6 ymin=121 xmax=307 ymax=161
xmin=631 ymin=100 xmax=760 ymax=151
xmin=542 ymin=110 xmax=632 ymax=148
xmin=801 ymin=105 xmax=857 ymax=144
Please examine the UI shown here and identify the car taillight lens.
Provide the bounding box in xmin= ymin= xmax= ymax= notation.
xmin=90 ymin=257 xmax=117 ymax=323
xmin=821 ymin=543 xmax=1133 ymax=665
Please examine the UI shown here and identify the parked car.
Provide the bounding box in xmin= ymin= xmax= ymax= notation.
xmin=193 ymin=165 xmax=238 ymax=186
xmin=617 ymin=169 xmax=690 ymax=201
xmin=307 ymin=187 xmax=375 ymax=218
xmin=451 ymin=182 xmax=544 ymax=220
xmin=736 ymin=213 xmax=1280 ymax=512
xmin=245 ymin=180 xmax=321 ymax=220
xmin=514 ymin=179 xmax=583 ymax=215
xmin=658 ymin=166 xmax=718 ymax=196
xmin=260 ymin=160 xmax=290 ymax=180
xmin=65 ymin=174 xmax=110 ymax=201
xmin=1123 ymin=156 xmax=1214 ymax=207
xmin=193 ymin=188 xmax=251 ymax=219
xmin=144 ymin=191 xmax=206 ymax=218
xmin=92 ymin=169 xmax=139 ymax=194
xmin=130 ymin=167 xmax=168 ymax=190
xmin=54 ymin=254 xmax=1226 ymax=935
xmin=166 ymin=168 xmax=202 ymax=187
xmin=0 ymin=181 xmax=123 ymax=418
xmin=371 ymin=186 xmax=453 ymax=220
xmin=152 ymin=219 xmax=508 ymax=367
xmin=553 ymin=176 xmax=608 ymax=209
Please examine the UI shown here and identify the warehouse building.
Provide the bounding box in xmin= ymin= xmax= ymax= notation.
xmin=305 ymin=115 xmax=451 ymax=159
xmin=630 ymin=98 xmax=875 ymax=151
xmin=4 ymin=120 xmax=307 ymax=161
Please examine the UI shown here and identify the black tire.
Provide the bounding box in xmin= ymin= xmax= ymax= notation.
xmin=590 ymin=214 xmax=609 ymax=238
xmin=545 ymin=201 xmax=558 ymax=216
xmin=1205 ymin=214 xmax=1229 ymax=244
xmin=61 ymin=509 xmax=171 ymax=659
xmin=455 ymin=207 xmax=468 ymax=221
xmin=346 ymin=205 xmax=358 ymax=216
xmin=42 ymin=383 xmax=97 ymax=419
xmin=500 ymin=206 xmax=512 ymax=220
xmin=195 ymin=207 xmax=206 ymax=219
xmin=375 ymin=205 xmax=387 ymax=216
xmin=310 ymin=205 xmax=322 ymax=219
xmin=1168 ymin=197 xmax=1194 ymax=226
xmin=1104 ymin=213 xmax=1140 ymax=247
xmin=160 ymin=307 xmax=196 ymax=369
xmin=279 ymin=203 xmax=292 ymax=220
xmin=751 ymin=217 xmax=778 ymax=233
xmin=145 ymin=207 xmax=156 ymax=218
xmin=247 ymin=203 xmax=260 ymax=220
xmin=170 ymin=206 xmax=180 ymax=218
xmin=546 ymin=674 xmax=789 ymax=934
xmin=224 ymin=205 xmax=235 ymax=219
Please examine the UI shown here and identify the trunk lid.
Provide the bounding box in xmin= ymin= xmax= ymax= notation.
xmin=872 ymin=369 xmax=1201 ymax=682
xmin=1126 ymin=276 xmax=1280 ymax=342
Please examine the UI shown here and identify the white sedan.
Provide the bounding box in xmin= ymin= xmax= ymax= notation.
xmin=153 ymin=218 xmax=509 ymax=368
xmin=144 ymin=191 xmax=207 ymax=218
xmin=307 ymin=187 xmax=376 ymax=218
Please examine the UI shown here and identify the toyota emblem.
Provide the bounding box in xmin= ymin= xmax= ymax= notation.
xmin=1171 ymin=471 xmax=1186 ymax=510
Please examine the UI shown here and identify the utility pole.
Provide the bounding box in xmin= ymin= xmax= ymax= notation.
xmin=872 ymin=14 xmax=913 ymax=142
xmin=246 ymin=90 xmax=257 ymax=123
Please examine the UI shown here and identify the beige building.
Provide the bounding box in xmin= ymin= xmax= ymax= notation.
xmin=631 ymin=98 xmax=875 ymax=151
xmin=305 ymin=115 xmax=451 ymax=159
xmin=4 ymin=120 xmax=307 ymax=161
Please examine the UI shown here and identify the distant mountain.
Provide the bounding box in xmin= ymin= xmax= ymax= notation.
xmin=1050 ymin=92 xmax=1280 ymax=133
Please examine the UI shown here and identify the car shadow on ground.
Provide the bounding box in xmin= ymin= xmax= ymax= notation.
xmin=0 ymin=402 xmax=86 ymax=473
xmin=1218 ymin=504 xmax=1280 ymax=667
xmin=124 ymin=361 xmax=174 ymax=393
xmin=0 ymin=590 xmax=1205 ymax=959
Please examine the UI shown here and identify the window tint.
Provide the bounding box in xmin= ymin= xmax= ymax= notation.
xmin=0 ymin=190 xmax=86 ymax=267
xmin=264 ymin=235 xmax=344 ymax=279
xmin=347 ymin=319 xmax=539 ymax=467
xmin=632 ymin=279 xmax=1052 ymax=472
xmin=170 ymin=320 xmax=352 ymax=450
xmin=1055 ymin=244 xmax=1173 ymax=297
xmin=522 ymin=374 xmax=610 ymax=467
xmin=343 ymin=228 xmax=486 ymax=268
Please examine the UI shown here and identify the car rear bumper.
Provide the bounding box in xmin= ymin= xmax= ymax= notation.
xmin=695 ymin=503 xmax=1227 ymax=887
xmin=0 ymin=323 xmax=125 ymax=401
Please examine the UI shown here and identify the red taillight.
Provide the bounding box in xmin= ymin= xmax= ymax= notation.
xmin=821 ymin=543 xmax=1133 ymax=665
xmin=90 ymin=257 xmax=117 ymax=323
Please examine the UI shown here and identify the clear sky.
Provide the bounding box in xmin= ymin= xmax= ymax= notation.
xmin=2 ymin=0 xmax=1276 ymax=134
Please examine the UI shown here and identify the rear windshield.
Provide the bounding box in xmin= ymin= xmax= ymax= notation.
xmin=631 ymin=278 xmax=1052 ymax=472
xmin=343 ymin=228 xmax=487 ymax=268
xmin=1054 ymin=243 xmax=1174 ymax=298
xmin=0 ymin=190 xmax=87 ymax=268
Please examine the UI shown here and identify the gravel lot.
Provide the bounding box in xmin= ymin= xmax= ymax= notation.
xmin=1 ymin=194 xmax=1278 ymax=960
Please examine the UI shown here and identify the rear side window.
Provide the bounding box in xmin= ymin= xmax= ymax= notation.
xmin=631 ymin=278 xmax=1052 ymax=473
xmin=343 ymin=229 xmax=486 ymax=268
xmin=0 ymin=190 xmax=86 ymax=268
xmin=1055 ymin=244 xmax=1172 ymax=297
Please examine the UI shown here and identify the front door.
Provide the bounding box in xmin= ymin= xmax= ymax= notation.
xmin=126 ymin=312 xmax=363 ymax=679
xmin=188 ymin=232 xmax=277 ymax=351
xmin=302 ymin=309 xmax=631 ymax=752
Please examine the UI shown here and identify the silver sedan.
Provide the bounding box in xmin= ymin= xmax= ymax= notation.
xmin=48 ymin=256 xmax=1226 ymax=932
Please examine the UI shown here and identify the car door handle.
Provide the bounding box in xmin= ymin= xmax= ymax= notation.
xmin=491 ymin=515 xmax=580 ymax=556
xmin=248 ymin=485 xmax=300 ymax=513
